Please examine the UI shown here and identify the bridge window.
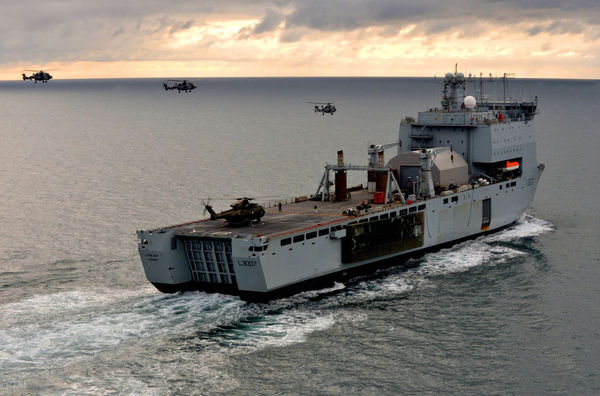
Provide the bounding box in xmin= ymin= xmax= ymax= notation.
xmin=399 ymin=209 xmax=407 ymax=216
xmin=451 ymin=196 xmax=458 ymax=202
xmin=280 ymin=238 xmax=291 ymax=246
xmin=418 ymin=204 xmax=426 ymax=211
xmin=293 ymin=235 xmax=304 ymax=243
xmin=306 ymin=231 xmax=317 ymax=240
xmin=409 ymin=206 xmax=417 ymax=213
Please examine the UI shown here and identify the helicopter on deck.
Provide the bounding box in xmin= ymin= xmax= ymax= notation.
xmin=310 ymin=101 xmax=337 ymax=115
xmin=163 ymin=80 xmax=196 ymax=93
xmin=204 ymin=197 xmax=265 ymax=226
xmin=22 ymin=70 xmax=53 ymax=83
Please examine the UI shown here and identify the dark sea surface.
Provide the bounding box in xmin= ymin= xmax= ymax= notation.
xmin=0 ymin=77 xmax=598 ymax=395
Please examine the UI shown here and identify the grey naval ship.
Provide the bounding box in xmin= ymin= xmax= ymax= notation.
xmin=137 ymin=70 xmax=544 ymax=300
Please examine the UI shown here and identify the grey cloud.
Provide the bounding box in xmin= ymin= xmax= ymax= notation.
xmin=284 ymin=0 xmax=434 ymax=32
xmin=527 ymin=26 xmax=544 ymax=36
xmin=279 ymin=27 xmax=307 ymax=43
xmin=484 ymin=0 xmax=600 ymax=11
xmin=0 ymin=0 xmax=274 ymax=64
xmin=168 ymin=20 xmax=195 ymax=35
xmin=0 ymin=0 xmax=599 ymax=66
xmin=254 ymin=9 xmax=285 ymax=34
xmin=112 ymin=27 xmax=125 ymax=37
xmin=378 ymin=26 xmax=401 ymax=37
xmin=282 ymin=0 xmax=600 ymax=34
xmin=422 ymin=21 xmax=461 ymax=36
xmin=528 ymin=21 xmax=586 ymax=36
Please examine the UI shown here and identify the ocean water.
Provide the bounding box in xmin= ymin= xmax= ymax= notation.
xmin=0 ymin=77 xmax=598 ymax=394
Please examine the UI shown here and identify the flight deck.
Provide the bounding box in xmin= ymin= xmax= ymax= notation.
xmin=168 ymin=189 xmax=407 ymax=239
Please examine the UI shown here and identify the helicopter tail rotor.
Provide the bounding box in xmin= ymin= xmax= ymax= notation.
xmin=201 ymin=198 xmax=213 ymax=215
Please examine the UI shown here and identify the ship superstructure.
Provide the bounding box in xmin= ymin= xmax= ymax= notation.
xmin=137 ymin=71 xmax=544 ymax=300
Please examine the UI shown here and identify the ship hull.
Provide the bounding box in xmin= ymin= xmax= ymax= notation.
xmin=139 ymin=165 xmax=543 ymax=301
xmin=151 ymin=220 xmax=517 ymax=301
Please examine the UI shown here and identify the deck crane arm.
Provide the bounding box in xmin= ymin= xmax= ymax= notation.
xmin=368 ymin=141 xmax=402 ymax=167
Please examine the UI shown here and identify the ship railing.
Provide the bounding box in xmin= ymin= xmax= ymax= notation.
xmin=259 ymin=196 xmax=305 ymax=209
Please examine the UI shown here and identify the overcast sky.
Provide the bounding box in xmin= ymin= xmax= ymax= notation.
xmin=1 ymin=0 xmax=599 ymax=79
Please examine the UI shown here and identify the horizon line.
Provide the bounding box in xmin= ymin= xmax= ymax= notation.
xmin=2 ymin=75 xmax=599 ymax=82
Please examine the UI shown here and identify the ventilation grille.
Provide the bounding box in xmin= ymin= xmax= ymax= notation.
xmin=182 ymin=238 xmax=237 ymax=285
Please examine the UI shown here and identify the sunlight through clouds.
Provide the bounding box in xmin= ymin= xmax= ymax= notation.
xmin=0 ymin=1 xmax=598 ymax=79
xmin=167 ymin=20 xmax=259 ymax=49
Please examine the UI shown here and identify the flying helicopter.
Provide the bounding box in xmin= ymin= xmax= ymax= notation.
xmin=22 ymin=70 xmax=53 ymax=83
xmin=309 ymin=101 xmax=337 ymax=115
xmin=163 ymin=80 xmax=196 ymax=93
xmin=203 ymin=197 xmax=265 ymax=226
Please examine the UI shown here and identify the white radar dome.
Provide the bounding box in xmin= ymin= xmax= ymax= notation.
xmin=464 ymin=96 xmax=477 ymax=109
xmin=444 ymin=72 xmax=453 ymax=81
xmin=455 ymin=72 xmax=465 ymax=81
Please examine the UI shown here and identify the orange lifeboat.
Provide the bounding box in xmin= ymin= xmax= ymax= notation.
xmin=502 ymin=160 xmax=519 ymax=172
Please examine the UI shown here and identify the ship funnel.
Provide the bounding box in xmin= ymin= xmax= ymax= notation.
xmin=337 ymin=150 xmax=344 ymax=166
xmin=335 ymin=150 xmax=348 ymax=201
